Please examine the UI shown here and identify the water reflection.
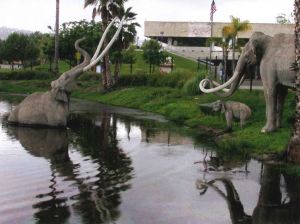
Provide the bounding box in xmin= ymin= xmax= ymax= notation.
xmin=4 ymin=125 xmax=71 ymax=223
xmin=3 ymin=97 xmax=300 ymax=224
xmin=3 ymin=112 xmax=133 ymax=224
xmin=67 ymin=113 xmax=134 ymax=223
xmin=197 ymin=162 xmax=300 ymax=224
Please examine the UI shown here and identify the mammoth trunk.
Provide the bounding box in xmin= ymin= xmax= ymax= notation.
xmin=199 ymin=56 xmax=246 ymax=97
xmin=213 ymin=62 xmax=246 ymax=98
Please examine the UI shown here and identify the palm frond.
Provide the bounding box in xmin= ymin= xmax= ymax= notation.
xmin=84 ymin=0 xmax=97 ymax=8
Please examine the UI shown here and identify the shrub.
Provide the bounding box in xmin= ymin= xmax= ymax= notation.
xmin=77 ymin=72 xmax=101 ymax=81
xmin=183 ymin=73 xmax=206 ymax=96
xmin=118 ymin=74 xmax=148 ymax=86
xmin=118 ymin=68 xmax=195 ymax=88
xmin=0 ymin=70 xmax=54 ymax=80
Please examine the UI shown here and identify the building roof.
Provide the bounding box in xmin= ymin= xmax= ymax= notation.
xmin=144 ymin=21 xmax=294 ymax=38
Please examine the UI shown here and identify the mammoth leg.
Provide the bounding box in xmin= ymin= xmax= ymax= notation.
xmin=225 ymin=111 xmax=233 ymax=131
xmin=262 ymin=87 xmax=277 ymax=133
xmin=276 ymin=86 xmax=288 ymax=128
xmin=240 ymin=113 xmax=246 ymax=129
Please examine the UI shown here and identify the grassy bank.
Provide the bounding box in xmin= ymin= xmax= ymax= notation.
xmin=0 ymin=77 xmax=295 ymax=155
xmin=72 ymin=86 xmax=294 ymax=154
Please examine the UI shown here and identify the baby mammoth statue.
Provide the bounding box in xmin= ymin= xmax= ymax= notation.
xmin=201 ymin=100 xmax=252 ymax=131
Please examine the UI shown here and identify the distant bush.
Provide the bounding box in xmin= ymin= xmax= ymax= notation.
xmin=118 ymin=68 xmax=195 ymax=88
xmin=77 ymin=72 xmax=101 ymax=81
xmin=0 ymin=70 xmax=54 ymax=80
xmin=183 ymin=73 xmax=206 ymax=96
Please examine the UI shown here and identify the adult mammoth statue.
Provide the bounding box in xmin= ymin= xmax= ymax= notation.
xmin=199 ymin=32 xmax=296 ymax=133
xmin=8 ymin=16 xmax=125 ymax=127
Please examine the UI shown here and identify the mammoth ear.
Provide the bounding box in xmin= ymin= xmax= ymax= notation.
xmin=250 ymin=32 xmax=266 ymax=59
xmin=249 ymin=38 xmax=259 ymax=57
xmin=51 ymin=89 xmax=68 ymax=103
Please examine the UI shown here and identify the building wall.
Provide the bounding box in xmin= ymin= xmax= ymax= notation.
xmin=145 ymin=21 xmax=294 ymax=39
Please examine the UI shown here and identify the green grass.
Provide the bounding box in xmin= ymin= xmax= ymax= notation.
xmin=0 ymin=80 xmax=50 ymax=94
xmin=119 ymin=50 xmax=203 ymax=75
xmin=0 ymin=60 xmax=72 ymax=74
xmin=0 ymin=50 xmax=201 ymax=78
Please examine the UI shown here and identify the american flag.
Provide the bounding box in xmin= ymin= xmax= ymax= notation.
xmin=210 ymin=0 xmax=217 ymax=22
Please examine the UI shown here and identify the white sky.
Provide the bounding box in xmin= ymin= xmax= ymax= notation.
xmin=0 ymin=0 xmax=294 ymax=38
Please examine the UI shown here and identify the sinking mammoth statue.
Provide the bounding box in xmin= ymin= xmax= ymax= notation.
xmin=8 ymin=17 xmax=125 ymax=127
xmin=199 ymin=32 xmax=296 ymax=133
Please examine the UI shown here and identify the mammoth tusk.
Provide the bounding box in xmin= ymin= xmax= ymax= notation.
xmin=209 ymin=75 xmax=246 ymax=93
xmin=211 ymin=80 xmax=230 ymax=92
xmin=199 ymin=70 xmax=240 ymax=93
xmin=83 ymin=16 xmax=125 ymax=72
xmin=91 ymin=17 xmax=118 ymax=62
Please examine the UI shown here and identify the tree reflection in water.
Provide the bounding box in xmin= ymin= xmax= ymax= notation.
xmin=68 ymin=112 xmax=134 ymax=223
xmin=4 ymin=111 xmax=133 ymax=224
xmin=196 ymin=163 xmax=300 ymax=224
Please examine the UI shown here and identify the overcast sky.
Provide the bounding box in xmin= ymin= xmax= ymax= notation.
xmin=0 ymin=0 xmax=294 ymax=38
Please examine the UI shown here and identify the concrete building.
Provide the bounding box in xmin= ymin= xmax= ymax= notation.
xmin=144 ymin=21 xmax=294 ymax=61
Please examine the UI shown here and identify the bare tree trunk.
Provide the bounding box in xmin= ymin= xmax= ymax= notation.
xmin=54 ymin=0 xmax=59 ymax=74
xmin=288 ymin=0 xmax=300 ymax=162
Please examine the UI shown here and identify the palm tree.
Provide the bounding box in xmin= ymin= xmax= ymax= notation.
xmin=222 ymin=16 xmax=251 ymax=72
xmin=288 ymin=0 xmax=300 ymax=162
xmin=84 ymin=0 xmax=127 ymax=90
xmin=111 ymin=7 xmax=139 ymax=83
xmin=54 ymin=0 xmax=60 ymax=74
xmin=221 ymin=26 xmax=234 ymax=80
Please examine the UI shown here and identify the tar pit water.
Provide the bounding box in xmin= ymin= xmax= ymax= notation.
xmin=0 ymin=97 xmax=300 ymax=224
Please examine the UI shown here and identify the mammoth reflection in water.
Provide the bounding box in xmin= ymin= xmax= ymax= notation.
xmin=4 ymin=113 xmax=133 ymax=224
xmin=196 ymin=164 xmax=300 ymax=224
xmin=6 ymin=126 xmax=69 ymax=162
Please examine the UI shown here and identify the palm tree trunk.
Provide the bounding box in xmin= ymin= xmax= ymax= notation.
xmin=232 ymin=37 xmax=236 ymax=73
xmin=114 ymin=60 xmax=121 ymax=85
xmin=288 ymin=0 xmax=300 ymax=162
xmin=101 ymin=13 xmax=112 ymax=90
xmin=54 ymin=0 xmax=59 ymax=74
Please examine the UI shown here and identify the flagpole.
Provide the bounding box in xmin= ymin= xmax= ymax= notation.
xmin=209 ymin=0 xmax=216 ymax=75
xmin=209 ymin=16 xmax=213 ymax=74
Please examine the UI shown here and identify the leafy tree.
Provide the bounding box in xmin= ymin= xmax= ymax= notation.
xmin=25 ymin=37 xmax=40 ymax=70
xmin=222 ymin=16 xmax=251 ymax=71
xmin=109 ymin=7 xmax=139 ymax=82
xmin=141 ymin=39 xmax=165 ymax=74
xmin=59 ymin=20 xmax=102 ymax=67
xmin=0 ymin=39 xmax=3 ymax=62
xmin=276 ymin=13 xmax=292 ymax=24
xmin=122 ymin=44 xmax=136 ymax=74
xmin=1 ymin=33 xmax=28 ymax=70
xmin=0 ymin=33 xmax=40 ymax=71
xmin=41 ymin=34 xmax=55 ymax=72
xmin=54 ymin=0 xmax=60 ymax=74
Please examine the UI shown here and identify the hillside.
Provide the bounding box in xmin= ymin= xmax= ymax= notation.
xmin=0 ymin=26 xmax=32 ymax=40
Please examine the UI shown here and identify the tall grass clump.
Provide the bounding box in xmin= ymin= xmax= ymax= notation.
xmin=118 ymin=68 xmax=195 ymax=88
xmin=183 ymin=73 xmax=206 ymax=95
xmin=0 ymin=70 xmax=54 ymax=80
